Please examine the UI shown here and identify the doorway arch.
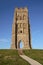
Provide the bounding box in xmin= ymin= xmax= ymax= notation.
xmin=18 ymin=40 xmax=24 ymax=49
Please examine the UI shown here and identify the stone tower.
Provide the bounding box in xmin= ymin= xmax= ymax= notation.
xmin=11 ymin=8 xmax=31 ymax=49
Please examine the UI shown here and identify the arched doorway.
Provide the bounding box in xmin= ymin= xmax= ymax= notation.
xmin=18 ymin=40 xmax=24 ymax=49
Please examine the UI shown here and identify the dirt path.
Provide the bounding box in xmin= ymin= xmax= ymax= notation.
xmin=18 ymin=49 xmax=24 ymax=55
xmin=20 ymin=55 xmax=42 ymax=65
xmin=18 ymin=49 xmax=42 ymax=65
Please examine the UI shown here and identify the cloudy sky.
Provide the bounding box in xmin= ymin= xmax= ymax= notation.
xmin=0 ymin=0 xmax=43 ymax=49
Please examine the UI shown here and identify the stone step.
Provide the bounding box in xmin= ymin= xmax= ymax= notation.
xmin=18 ymin=49 xmax=24 ymax=55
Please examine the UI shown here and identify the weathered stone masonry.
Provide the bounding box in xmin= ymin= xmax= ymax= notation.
xmin=11 ymin=8 xmax=31 ymax=49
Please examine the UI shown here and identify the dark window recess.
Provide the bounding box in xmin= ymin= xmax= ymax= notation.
xmin=20 ymin=31 xmax=22 ymax=33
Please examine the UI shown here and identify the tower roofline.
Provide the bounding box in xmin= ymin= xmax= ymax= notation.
xmin=15 ymin=7 xmax=28 ymax=12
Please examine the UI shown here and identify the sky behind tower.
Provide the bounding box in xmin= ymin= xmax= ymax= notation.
xmin=0 ymin=0 xmax=43 ymax=49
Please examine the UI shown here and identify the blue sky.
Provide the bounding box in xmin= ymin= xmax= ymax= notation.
xmin=0 ymin=0 xmax=43 ymax=49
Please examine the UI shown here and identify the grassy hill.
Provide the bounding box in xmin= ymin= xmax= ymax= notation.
xmin=0 ymin=49 xmax=43 ymax=65
xmin=23 ymin=49 xmax=43 ymax=64
xmin=0 ymin=49 xmax=30 ymax=65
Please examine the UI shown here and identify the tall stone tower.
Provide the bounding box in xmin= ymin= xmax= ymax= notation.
xmin=11 ymin=8 xmax=31 ymax=49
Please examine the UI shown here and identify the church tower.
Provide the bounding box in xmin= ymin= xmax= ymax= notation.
xmin=11 ymin=8 xmax=31 ymax=49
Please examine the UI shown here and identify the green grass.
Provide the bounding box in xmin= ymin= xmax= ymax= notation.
xmin=23 ymin=49 xmax=43 ymax=64
xmin=0 ymin=49 xmax=30 ymax=65
xmin=0 ymin=49 xmax=43 ymax=65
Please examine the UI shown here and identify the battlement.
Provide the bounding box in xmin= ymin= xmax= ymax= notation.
xmin=15 ymin=7 xmax=28 ymax=12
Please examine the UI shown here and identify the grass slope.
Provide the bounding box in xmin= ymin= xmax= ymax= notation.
xmin=23 ymin=49 xmax=43 ymax=64
xmin=0 ymin=49 xmax=30 ymax=65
